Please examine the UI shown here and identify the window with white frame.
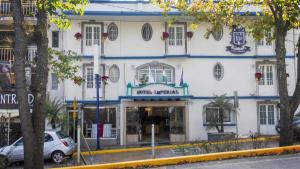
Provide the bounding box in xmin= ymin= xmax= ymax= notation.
xmin=258 ymin=64 xmax=274 ymax=85
xmin=259 ymin=104 xmax=275 ymax=125
xmin=136 ymin=62 xmax=174 ymax=84
xmin=205 ymin=107 xmax=231 ymax=124
xmin=86 ymin=67 xmax=94 ymax=88
xmin=168 ymin=25 xmax=183 ymax=46
xmin=85 ymin=25 xmax=100 ymax=46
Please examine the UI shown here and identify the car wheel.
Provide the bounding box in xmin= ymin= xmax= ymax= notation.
xmin=51 ymin=151 xmax=65 ymax=164
xmin=0 ymin=155 xmax=9 ymax=169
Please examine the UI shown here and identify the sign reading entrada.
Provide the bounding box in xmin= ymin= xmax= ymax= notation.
xmin=136 ymin=89 xmax=180 ymax=95
xmin=0 ymin=92 xmax=34 ymax=109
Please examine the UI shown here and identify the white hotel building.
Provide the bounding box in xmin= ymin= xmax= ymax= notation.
xmin=45 ymin=0 xmax=299 ymax=146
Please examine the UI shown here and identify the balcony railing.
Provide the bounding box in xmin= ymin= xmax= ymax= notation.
xmin=0 ymin=46 xmax=37 ymax=62
xmin=0 ymin=1 xmax=36 ymax=17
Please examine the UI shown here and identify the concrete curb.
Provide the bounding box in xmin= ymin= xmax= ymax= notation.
xmin=79 ymin=136 xmax=279 ymax=155
xmin=53 ymin=144 xmax=300 ymax=169
xmin=51 ymin=137 xmax=300 ymax=169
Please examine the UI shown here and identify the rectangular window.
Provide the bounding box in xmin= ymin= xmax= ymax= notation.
xmin=266 ymin=32 xmax=272 ymax=46
xmin=83 ymin=108 xmax=117 ymax=138
xmin=85 ymin=25 xmax=101 ymax=46
xmin=138 ymin=66 xmax=173 ymax=84
xmin=259 ymin=104 xmax=275 ymax=125
xmin=52 ymin=31 xmax=59 ymax=48
xmin=257 ymin=32 xmax=272 ymax=46
xmin=259 ymin=105 xmax=267 ymax=125
xmin=258 ymin=64 xmax=274 ymax=86
xmin=205 ymin=107 xmax=231 ymax=123
xmin=268 ymin=105 xmax=275 ymax=125
xmin=51 ymin=73 xmax=58 ymax=90
xmin=85 ymin=26 xmax=93 ymax=46
xmin=86 ymin=67 xmax=94 ymax=88
xmin=168 ymin=27 xmax=175 ymax=46
xmin=168 ymin=25 xmax=183 ymax=46
xmin=176 ymin=27 xmax=183 ymax=46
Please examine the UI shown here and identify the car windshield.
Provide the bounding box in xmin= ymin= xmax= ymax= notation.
xmin=56 ymin=131 xmax=69 ymax=139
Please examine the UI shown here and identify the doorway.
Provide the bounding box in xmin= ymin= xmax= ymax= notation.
xmin=258 ymin=104 xmax=278 ymax=135
xmin=126 ymin=106 xmax=185 ymax=144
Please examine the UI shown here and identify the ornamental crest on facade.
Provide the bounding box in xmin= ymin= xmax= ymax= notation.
xmin=226 ymin=26 xmax=250 ymax=54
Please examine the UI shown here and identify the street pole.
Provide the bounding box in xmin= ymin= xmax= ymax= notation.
xmin=151 ymin=124 xmax=155 ymax=158
xmin=7 ymin=113 xmax=10 ymax=145
xmin=93 ymin=45 xmax=100 ymax=150
xmin=77 ymin=105 xmax=81 ymax=165
xmin=96 ymin=74 xmax=100 ymax=150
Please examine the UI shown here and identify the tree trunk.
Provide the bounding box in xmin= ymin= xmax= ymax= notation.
xmin=11 ymin=1 xmax=35 ymax=168
xmin=219 ymin=110 xmax=224 ymax=133
xmin=290 ymin=35 xmax=300 ymax=114
xmin=275 ymin=20 xmax=293 ymax=146
xmin=30 ymin=1 xmax=49 ymax=167
xmin=12 ymin=0 xmax=49 ymax=168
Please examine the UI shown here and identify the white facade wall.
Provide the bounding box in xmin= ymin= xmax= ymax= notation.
xmin=46 ymin=2 xmax=299 ymax=144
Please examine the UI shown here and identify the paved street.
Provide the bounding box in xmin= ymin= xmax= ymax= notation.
xmin=154 ymin=153 xmax=300 ymax=169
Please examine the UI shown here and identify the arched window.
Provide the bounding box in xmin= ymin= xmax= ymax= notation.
xmin=213 ymin=62 xmax=224 ymax=81
xmin=136 ymin=62 xmax=174 ymax=84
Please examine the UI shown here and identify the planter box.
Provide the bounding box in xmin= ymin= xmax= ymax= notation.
xmin=126 ymin=134 xmax=139 ymax=143
xmin=170 ymin=134 xmax=185 ymax=143
xmin=207 ymin=132 xmax=235 ymax=141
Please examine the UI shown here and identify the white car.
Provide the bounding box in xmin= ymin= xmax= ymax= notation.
xmin=0 ymin=130 xmax=76 ymax=167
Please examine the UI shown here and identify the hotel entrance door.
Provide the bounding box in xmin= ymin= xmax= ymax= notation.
xmin=126 ymin=106 xmax=185 ymax=144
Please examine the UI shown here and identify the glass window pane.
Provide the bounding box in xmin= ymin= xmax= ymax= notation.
xmin=169 ymin=27 xmax=175 ymax=46
xmin=51 ymin=73 xmax=58 ymax=90
xmin=206 ymin=107 xmax=219 ymax=123
xmin=52 ymin=31 xmax=59 ymax=48
xmin=170 ymin=107 xmax=184 ymax=134
xmin=85 ymin=27 xmax=92 ymax=46
xmin=86 ymin=67 xmax=94 ymax=88
xmin=142 ymin=23 xmax=152 ymax=41
xmin=260 ymin=105 xmax=267 ymax=125
xmin=176 ymin=27 xmax=183 ymax=46
xmin=108 ymin=23 xmax=118 ymax=41
xmin=94 ymin=27 xmax=100 ymax=45
xmin=268 ymin=105 xmax=275 ymax=125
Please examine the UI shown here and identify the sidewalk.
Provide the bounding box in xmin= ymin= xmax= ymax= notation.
xmin=64 ymin=137 xmax=279 ymax=166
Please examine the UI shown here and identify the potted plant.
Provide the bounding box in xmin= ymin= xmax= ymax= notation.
xmin=161 ymin=32 xmax=169 ymax=40
xmin=74 ymin=32 xmax=82 ymax=40
xmin=102 ymin=32 xmax=108 ymax=41
xmin=255 ymin=72 xmax=262 ymax=81
xmin=205 ymin=94 xmax=235 ymax=141
xmin=186 ymin=31 xmax=194 ymax=39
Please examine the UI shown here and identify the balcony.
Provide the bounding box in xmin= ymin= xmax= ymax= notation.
xmin=0 ymin=1 xmax=36 ymax=17
xmin=0 ymin=46 xmax=37 ymax=62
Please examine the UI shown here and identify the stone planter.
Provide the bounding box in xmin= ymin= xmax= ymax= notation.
xmin=170 ymin=134 xmax=185 ymax=143
xmin=126 ymin=134 xmax=139 ymax=143
xmin=207 ymin=132 xmax=235 ymax=141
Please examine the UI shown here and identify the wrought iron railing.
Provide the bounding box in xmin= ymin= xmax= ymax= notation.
xmin=0 ymin=1 xmax=36 ymax=17
xmin=0 ymin=46 xmax=37 ymax=62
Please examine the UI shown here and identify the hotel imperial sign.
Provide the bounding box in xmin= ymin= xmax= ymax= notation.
xmin=127 ymin=83 xmax=189 ymax=97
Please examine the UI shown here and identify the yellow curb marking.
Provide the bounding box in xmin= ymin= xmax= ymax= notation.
xmin=78 ymin=136 xmax=279 ymax=155
xmin=53 ymin=144 xmax=300 ymax=169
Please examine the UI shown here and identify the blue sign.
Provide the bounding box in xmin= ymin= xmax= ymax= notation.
xmin=226 ymin=26 xmax=250 ymax=54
